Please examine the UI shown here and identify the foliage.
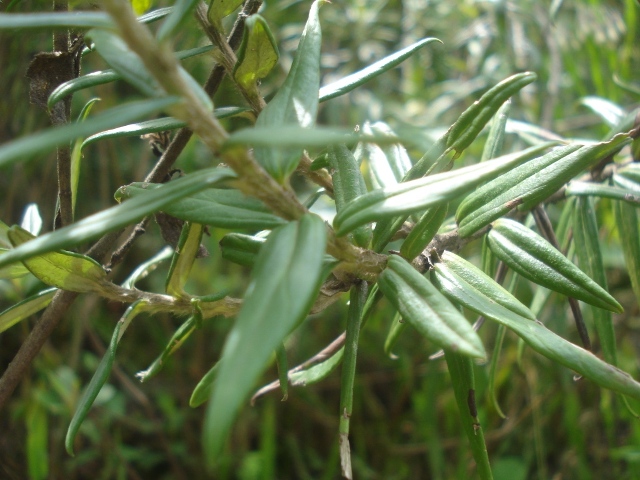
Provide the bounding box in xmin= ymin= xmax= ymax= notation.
xmin=0 ymin=0 xmax=639 ymax=478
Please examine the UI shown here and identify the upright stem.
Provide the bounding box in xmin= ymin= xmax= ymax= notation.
xmin=52 ymin=0 xmax=74 ymax=228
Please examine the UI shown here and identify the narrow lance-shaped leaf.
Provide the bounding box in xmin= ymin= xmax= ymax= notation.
xmin=87 ymin=28 xmax=162 ymax=97
xmin=48 ymin=44 xmax=214 ymax=108
xmin=82 ymin=106 xmax=245 ymax=148
xmin=431 ymin=260 xmax=640 ymax=400
xmin=0 ymin=288 xmax=57 ymax=334
xmin=204 ymin=214 xmax=327 ymax=460
xmin=0 ymin=12 xmax=114 ymax=29
xmin=8 ymin=227 xmax=108 ymax=294
xmin=613 ymin=199 xmax=640 ymax=307
xmin=377 ymin=255 xmax=485 ymax=359
xmin=166 ymin=222 xmax=204 ymax=298
xmin=122 ymin=246 xmax=173 ymax=289
xmin=0 ymin=7 xmax=169 ymax=30
xmin=116 ymin=183 xmax=285 ymax=231
xmin=71 ymin=98 xmax=100 ymax=218
xmin=565 ymin=181 xmax=640 ymax=206
xmin=319 ymin=38 xmax=441 ymax=102
xmin=0 ymin=168 xmax=235 ymax=270
xmin=137 ymin=295 xmax=225 ymax=382
xmin=190 ymin=363 xmax=220 ymax=408
xmin=253 ymin=1 xmax=322 ymax=182
xmin=66 ymin=300 xmax=149 ymax=455
xmin=400 ymin=203 xmax=448 ymax=261
xmin=289 ymin=348 xmax=344 ymax=386
xmin=362 ymin=121 xmax=412 ymax=189
xmin=457 ymin=133 xmax=631 ymax=238
xmin=444 ymin=350 xmax=493 ymax=480
xmin=487 ymin=218 xmax=622 ymax=313
xmin=88 ymin=28 xmax=213 ymax=112
xmin=0 ymin=249 xmax=30 ymax=279
xmin=481 ymin=99 xmax=510 ymax=162
xmin=383 ymin=312 xmax=406 ymax=358
xmin=0 ymin=97 xmax=179 ymax=170
xmin=156 ymin=0 xmax=199 ymax=42
xmin=573 ymin=197 xmax=623 ymax=376
xmin=233 ymin=15 xmax=279 ymax=90
xmin=333 ymin=146 xmax=540 ymax=237
xmin=329 ymin=144 xmax=371 ymax=248
xmin=371 ymin=142 xmax=552 ymax=253
xmin=219 ymin=233 xmax=265 ymax=267
xmin=440 ymin=251 xmax=536 ymax=320
xmin=406 ymin=73 xmax=537 ymax=180
xmin=226 ymin=125 xmax=425 ymax=151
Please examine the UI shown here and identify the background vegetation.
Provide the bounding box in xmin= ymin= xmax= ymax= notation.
xmin=1 ymin=0 xmax=640 ymax=479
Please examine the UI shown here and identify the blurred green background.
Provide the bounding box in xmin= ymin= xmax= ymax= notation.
xmin=1 ymin=0 xmax=640 ymax=478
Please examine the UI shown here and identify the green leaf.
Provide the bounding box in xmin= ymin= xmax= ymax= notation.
xmin=8 ymin=227 xmax=107 ymax=294
xmin=573 ymin=198 xmax=618 ymax=365
xmin=116 ymin=184 xmax=285 ymax=230
xmin=0 ymin=97 xmax=179 ymax=170
xmin=613 ymin=200 xmax=640 ymax=307
xmin=0 ymin=168 xmax=235 ymax=270
xmin=0 ymin=288 xmax=57 ymax=334
xmin=253 ymin=1 xmax=323 ymax=182
xmin=219 ymin=233 xmax=266 ymax=267
xmin=204 ymin=214 xmax=327 ymax=459
xmin=165 ymin=222 xmax=204 ymax=298
xmin=444 ymin=350 xmax=493 ymax=480
xmin=0 ymin=248 xmax=30 ymax=279
xmin=208 ymin=0 xmax=244 ymax=25
xmin=328 ymin=144 xmax=371 ymax=248
xmin=190 ymin=363 xmax=220 ymax=407
xmin=87 ymin=28 xmax=162 ymax=97
xmin=383 ymin=312 xmax=406 ymax=358
xmin=579 ymin=96 xmax=624 ymax=128
xmin=431 ymin=261 xmax=640 ymax=400
xmin=71 ymin=98 xmax=101 ymax=218
xmin=81 ymin=107 xmax=244 ymax=148
xmin=400 ymin=203 xmax=448 ymax=261
xmin=226 ymin=125 xmax=423 ymax=150
xmin=363 ymin=122 xmax=412 ymax=187
xmin=0 ymin=12 xmax=114 ymax=29
xmin=566 ymin=181 xmax=640 ymax=205
xmin=487 ymin=218 xmax=622 ymax=313
xmin=377 ymin=255 xmax=485 ymax=359
xmin=156 ymin=0 xmax=199 ymax=42
xmin=233 ymin=15 xmax=279 ymax=90
xmin=66 ymin=300 xmax=148 ymax=455
xmin=407 ymin=73 xmax=537 ymax=180
xmin=318 ymin=38 xmax=441 ymax=102
xmin=0 ymin=219 xmax=12 ymax=248
xmin=333 ymin=147 xmax=537 ymax=237
xmin=481 ymin=99 xmax=510 ymax=162
xmin=439 ymin=251 xmax=536 ymax=320
xmin=456 ymin=134 xmax=630 ymax=238
xmin=137 ymin=299 xmax=220 ymax=383
xmin=122 ymin=246 xmax=173 ymax=289
xmin=48 ymin=45 xmax=214 ymax=108
xmin=289 ymin=348 xmax=344 ymax=386
xmin=88 ymin=28 xmax=213 ymax=111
